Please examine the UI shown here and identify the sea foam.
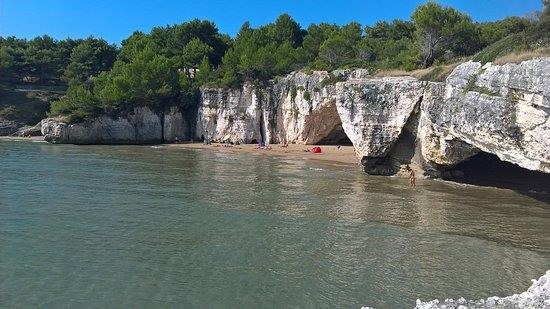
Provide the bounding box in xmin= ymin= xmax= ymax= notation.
xmin=414 ymin=270 xmax=550 ymax=309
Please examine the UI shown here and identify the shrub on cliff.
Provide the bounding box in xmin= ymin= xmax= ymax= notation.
xmin=215 ymin=16 xmax=308 ymax=86
xmin=0 ymin=36 xmax=93 ymax=85
xmin=473 ymin=1 xmax=550 ymax=64
xmin=357 ymin=20 xmax=419 ymax=70
xmin=94 ymin=47 xmax=180 ymax=110
xmin=49 ymin=82 xmax=98 ymax=122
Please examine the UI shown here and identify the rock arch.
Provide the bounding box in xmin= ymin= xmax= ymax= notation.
xmin=300 ymin=101 xmax=352 ymax=145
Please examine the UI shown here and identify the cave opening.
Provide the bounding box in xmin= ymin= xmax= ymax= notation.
xmin=315 ymin=123 xmax=353 ymax=145
xmin=360 ymin=127 xmax=417 ymax=176
xmin=302 ymin=101 xmax=353 ymax=146
xmin=442 ymin=152 xmax=550 ymax=202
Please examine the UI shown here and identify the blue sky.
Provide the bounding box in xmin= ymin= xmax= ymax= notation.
xmin=0 ymin=0 xmax=543 ymax=44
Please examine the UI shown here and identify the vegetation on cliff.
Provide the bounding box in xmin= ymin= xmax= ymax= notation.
xmin=0 ymin=36 xmax=116 ymax=124
xmin=1 ymin=1 xmax=548 ymax=122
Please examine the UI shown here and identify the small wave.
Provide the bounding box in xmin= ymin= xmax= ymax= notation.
xmin=360 ymin=270 xmax=550 ymax=309
xmin=150 ymin=146 xmax=163 ymax=149
xmin=309 ymin=167 xmax=323 ymax=171
xmin=414 ymin=270 xmax=550 ymax=309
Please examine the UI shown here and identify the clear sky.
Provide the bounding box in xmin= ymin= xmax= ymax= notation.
xmin=0 ymin=0 xmax=543 ymax=44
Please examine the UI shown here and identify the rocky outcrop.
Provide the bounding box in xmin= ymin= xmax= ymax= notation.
xmin=421 ymin=59 xmax=550 ymax=173
xmin=41 ymin=107 xmax=189 ymax=144
xmin=196 ymin=84 xmax=268 ymax=144
xmin=13 ymin=122 xmax=42 ymax=137
xmin=335 ymin=77 xmax=425 ymax=157
xmin=418 ymin=82 xmax=481 ymax=166
xmin=0 ymin=119 xmax=21 ymax=136
xmin=415 ymin=270 xmax=550 ymax=309
xmin=162 ymin=107 xmax=189 ymax=143
xmin=197 ymin=68 xmax=427 ymax=152
xmin=196 ymin=70 xmax=353 ymax=145
xmin=271 ymin=70 xmax=348 ymax=144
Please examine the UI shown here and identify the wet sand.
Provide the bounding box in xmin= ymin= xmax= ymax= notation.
xmin=0 ymin=137 xmax=360 ymax=166
xmin=168 ymin=143 xmax=360 ymax=166
xmin=0 ymin=136 xmax=359 ymax=165
xmin=0 ymin=136 xmax=45 ymax=142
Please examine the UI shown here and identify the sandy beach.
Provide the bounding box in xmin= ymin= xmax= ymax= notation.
xmin=0 ymin=136 xmax=360 ymax=166
xmin=0 ymin=136 xmax=46 ymax=142
xmin=168 ymin=143 xmax=360 ymax=166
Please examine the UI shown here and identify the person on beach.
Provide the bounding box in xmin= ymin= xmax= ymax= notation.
xmin=406 ymin=165 xmax=416 ymax=188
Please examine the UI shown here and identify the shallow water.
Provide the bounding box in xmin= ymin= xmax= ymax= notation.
xmin=1 ymin=141 xmax=549 ymax=308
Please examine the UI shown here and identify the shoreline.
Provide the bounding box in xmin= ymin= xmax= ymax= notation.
xmin=0 ymin=136 xmax=46 ymax=142
xmin=166 ymin=142 xmax=361 ymax=166
xmin=0 ymin=137 xmax=360 ymax=166
xmin=3 ymin=137 xmax=549 ymax=199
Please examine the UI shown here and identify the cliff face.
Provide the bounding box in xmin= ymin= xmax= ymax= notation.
xmin=41 ymin=58 xmax=550 ymax=176
xmin=196 ymin=84 xmax=267 ymax=144
xmin=335 ymin=77 xmax=425 ymax=157
xmin=195 ymin=58 xmax=550 ymax=175
xmin=196 ymin=70 xmax=355 ymax=145
xmin=421 ymin=60 xmax=550 ymax=173
xmin=41 ymin=107 xmax=189 ymax=144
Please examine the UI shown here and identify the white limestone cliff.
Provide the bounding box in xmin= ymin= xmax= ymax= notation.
xmin=42 ymin=58 xmax=550 ymax=176
xmin=41 ymin=107 xmax=189 ymax=144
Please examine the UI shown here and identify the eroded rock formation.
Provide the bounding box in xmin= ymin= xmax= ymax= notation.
xmin=196 ymin=58 xmax=549 ymax=176
xmin=14 ymin=122 xmax=42 ymax=137
xmin=196 ymin=70 xmax=352 ymax=145
xmin=196 ymin=84 xmax=268 ymax=144
xmin=0 ymin=119 xmax=21 ymax=136
xmin=41 ymin=107 xmax=189 ymax=144
xmin=423 ymin=60 xmax=550 ymax=173
xmin=41 ymin=58 xmax=550 ymax=177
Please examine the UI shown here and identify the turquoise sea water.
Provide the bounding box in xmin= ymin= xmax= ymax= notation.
xmin=1 ymin=141 xmax=549 ymax=308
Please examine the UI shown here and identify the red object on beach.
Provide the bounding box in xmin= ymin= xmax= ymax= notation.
xmin=311 ymin=146 xmax=322 ymax=153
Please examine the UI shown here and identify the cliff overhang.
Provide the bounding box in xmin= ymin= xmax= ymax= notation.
xmin=41 ymin=58 xmax=550 ymax=183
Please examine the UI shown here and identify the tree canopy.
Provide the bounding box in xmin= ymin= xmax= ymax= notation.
xmin=48 ymin=20 xmax=228 ymax=122
xmin=412 ymin=2 xmax=479 ymax=67
xmin=63 ymin=38 xmax=117 ymax=83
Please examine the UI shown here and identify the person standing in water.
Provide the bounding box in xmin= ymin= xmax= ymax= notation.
xmin=406 ymin=165 xmax=416 ymax=188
